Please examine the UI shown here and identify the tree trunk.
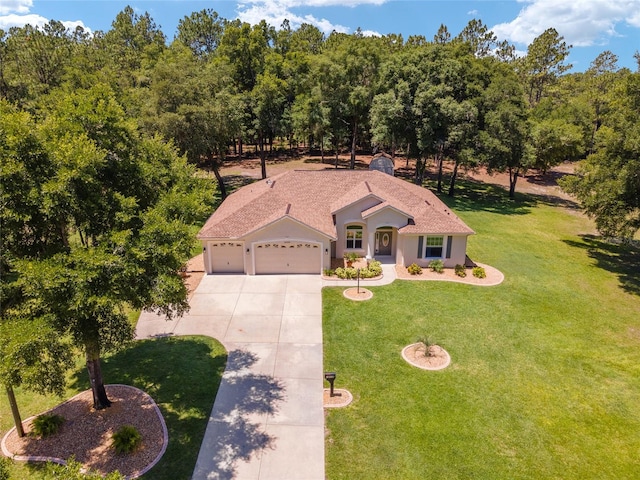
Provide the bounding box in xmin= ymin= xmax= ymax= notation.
xmin=436 ymin=152 xmax=444 ymax=194
xmin=238 ymin=137 xmax=243 ymax=157
xmin=406 ymin=143 xmax=410 ymax=168
xmin=350 ymin=122 xmax=357 ymax=169
xmin=414 ymin=154 xmax=424 ymax=185
xmin=509 ymin=167 xmax=519 ymax=199
xmin=448 ymin=158 xmax=460 ymax=197
xmin=335 ymin=138 xmax=339 ymax=169
xmin=320 ymin=134 xmax=325 ymax=164
xmin=6 ymin=384 xmax=25 ymax=437
xmin=86 ymin=342 xmax=111 ymax=410
xmin=259 ymin=134 xmax=267 ymax=179
xmin=212 ymin=156 xmax=228 ymax=200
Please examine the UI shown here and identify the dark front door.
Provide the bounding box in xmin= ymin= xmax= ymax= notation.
xmin=375 ymin=230 xmax=392 ymax=256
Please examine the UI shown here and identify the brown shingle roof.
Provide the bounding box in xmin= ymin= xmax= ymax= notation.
xmin=197 ymin=170 xmax=474 ymax=239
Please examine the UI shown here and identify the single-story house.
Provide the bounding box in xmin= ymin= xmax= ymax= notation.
xmin=197 ymin=169 xmax=474 ymax=275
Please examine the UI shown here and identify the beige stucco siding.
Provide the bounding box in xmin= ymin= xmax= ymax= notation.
xmin=203 ymin=241 xmax=246 ymax=274
xmin=335 ymin=200 xmax=410 ymax=259
xmin=244 ymin=217 xmax=331 ymax=274
xmin=402 ymin=234 xmax=469 ymax=268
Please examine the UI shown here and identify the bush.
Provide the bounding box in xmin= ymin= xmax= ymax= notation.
xmin=32 ymin=413 xmax=64 ymax=438
xmin=454 ymin=264 xmax=467 ymax=277
xmin=366 ymin=260 xmax=382 ymax=277
xmin=111 ymin=425 xmax=142 ymax=454
xmin=407 ymin=263 xmax=422 ymax=275
xmin=323 ymin=268 xmax=335 ymax=277
xmin=343 ymin=252 xmax=359 ymax=263
xmin=472 ymin=266 xmax=486 ymax=278
xmin=335 ymin=267 xmax=357 ymax=279
xmin=428 ymin=259 xmax=444 ymax=273
xmin=334 ymin=261 xmax=381 ymax=279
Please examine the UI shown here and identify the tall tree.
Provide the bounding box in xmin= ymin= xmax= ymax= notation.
xmin=1 ymin=86 xmax=214 ymax=409
xmin=560 ymin=72 xmax=640 ymax=240
xmin=480 ymin=63 xmax=532 ymax=198
xmin=585 ymin=50 xmax=619 ymax=153
xmin=2 ymin=21 xmax=74 ymax=101
xmin=176 ymin=9 xmax=226 ymax=58
xmin=456 ymin=19 xmax=497 ymax=57
xmin=519 ymin=28 xmax=572 ymax=106
xmin=146 ymin=46 xmax=242 ymax=198
xmin=291 ymin=87 xmax=331 ymax=160
xmin=531 ymin=118 xmax=584 ymax=173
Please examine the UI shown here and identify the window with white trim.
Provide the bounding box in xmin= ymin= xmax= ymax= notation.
xmin=346 ymin=225 xmax=363 ymax=249
xmin=425 ymin=236 xmax=443 ymax=257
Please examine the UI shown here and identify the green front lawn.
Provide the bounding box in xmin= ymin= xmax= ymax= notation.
xmin=323 ymin=182 xmax=640 ymax=479
xmin=0 ymin=336 xmax=226 ymax=479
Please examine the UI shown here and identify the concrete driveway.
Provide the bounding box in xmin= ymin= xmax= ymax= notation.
xmin=136 ymin=274 xmax=324 ymax=480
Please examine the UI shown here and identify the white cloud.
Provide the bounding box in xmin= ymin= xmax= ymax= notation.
xmin=239 ymin=0 xmax=386 ymax=7
xmin=492 ymin=0 xmax=640 ymax=47
xmin=0 ymin=13 xmax=89 ymax=32
xmin=0 ymin=12 xmax=47 ymax=29
xmin=0 ymin=0 xmax=32 ymax=16
xmin=0 ymin=0 xmax=89 ymax=33
xmin=467 ymin=9 xmax=479 ymax=16
xmin=237 ymin=0 xmax=387 ymax=33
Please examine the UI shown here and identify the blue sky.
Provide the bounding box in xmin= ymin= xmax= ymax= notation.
xmin=2 ymin=1 xmax=639 ymax=71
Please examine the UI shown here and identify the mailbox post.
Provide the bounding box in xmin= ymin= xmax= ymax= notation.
xmin=324 ymin=372 xmax=336 ymax=397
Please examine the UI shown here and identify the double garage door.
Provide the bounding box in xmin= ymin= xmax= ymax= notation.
xmin=255 ymin=242 xmax=321 ymax=274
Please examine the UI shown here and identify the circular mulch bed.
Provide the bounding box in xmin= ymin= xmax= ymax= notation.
xmin=1 ymin=385 xmax=167 ymax=478
xmin=323 ymin=389 xmax=353 ymax=408
xmin=343 ymin=287 xmax=373 ymax=301
xmin=401 ymin=343 xmax=451 ymax=370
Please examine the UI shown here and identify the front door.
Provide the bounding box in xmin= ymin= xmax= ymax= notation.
xmin=375 ymin=230 xmax=392 ymax=256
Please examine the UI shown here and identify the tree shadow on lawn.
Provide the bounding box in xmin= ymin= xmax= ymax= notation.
xmin=434 ymin=178 xmax=537 ymax=216
xmin=69 ymin=339 xmax=284 ymax=480
xmin=432 ymin=177 xmax=580 ymax=216
xmin=69 ymin=337 xmax=228 ymax=480
xmin=563 ymin=234 xmax=640 ymax=297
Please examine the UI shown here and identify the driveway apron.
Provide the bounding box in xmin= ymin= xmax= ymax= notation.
xmin=136 ymin=274 xmax=324 ymax=480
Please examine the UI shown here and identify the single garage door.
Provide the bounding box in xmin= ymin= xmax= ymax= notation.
xmin=210 ymin=242 xmax=244 ymax=273
xmin=255 ymin=242 xmax=321 ymax=274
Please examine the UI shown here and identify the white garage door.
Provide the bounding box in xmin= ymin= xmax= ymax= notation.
xmin=210 ymin=242 xmax=244 ymax=273
xmin=255 ymin=242 xmax=321 ymax=274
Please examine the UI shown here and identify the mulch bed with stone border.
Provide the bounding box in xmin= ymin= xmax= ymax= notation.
xmin=401 ymin=343 xmax=451 ymax=371
xmin=323 ymin=389 xmax=353 ymax=408
xmin=343 ymin=287 xmax=373 ymax=301
xmin=1 ymin=385 xmax=167 ymax=479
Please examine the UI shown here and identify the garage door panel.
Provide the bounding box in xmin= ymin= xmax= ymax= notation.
xmin=211 ymin=243 xmax=244 ymax=273
xmin=255 ymin=242 xmax=320 ymax=274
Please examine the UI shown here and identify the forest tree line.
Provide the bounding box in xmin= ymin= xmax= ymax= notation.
xmin=1 ymin=6 xmax=639 ymax=236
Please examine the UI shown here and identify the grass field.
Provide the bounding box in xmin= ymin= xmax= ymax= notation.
xmin=323 ymin=181 xmax=640 ymax=479
xmin=0 ymin=336 xmax=226 ymax=479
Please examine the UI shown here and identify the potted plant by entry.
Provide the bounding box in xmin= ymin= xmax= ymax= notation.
xmin=343 ymin=251 xmax=359 ymax=268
